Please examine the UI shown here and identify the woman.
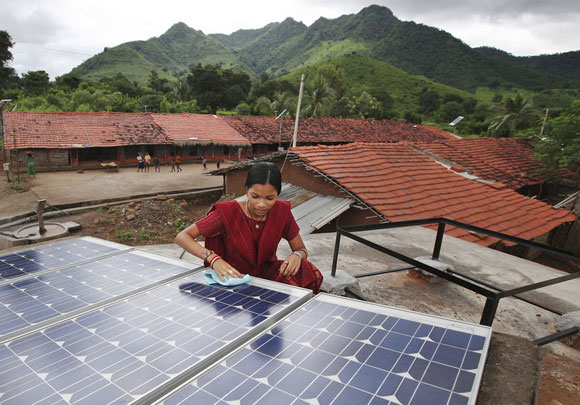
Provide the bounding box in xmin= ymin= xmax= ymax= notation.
xmin=26 ymin=152 xmax=36 ymax=178
xmin=176 ymin=162 xmax=323 ymax=293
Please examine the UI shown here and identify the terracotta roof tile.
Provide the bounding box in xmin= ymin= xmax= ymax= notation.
xmin=4 ymin=112 xmax=251 ymax=149
xmin=222 ymin=115 xmax=455 ymax=144
xmin=291 ymin=142 xmax=576 ymax=247
xmin=150 ymin=113 xmax=250 ymax=145
xmin=414 ymin=138 xmax=544 ymax=189
xmin=4 ymin=112 xmax=170 ymax=149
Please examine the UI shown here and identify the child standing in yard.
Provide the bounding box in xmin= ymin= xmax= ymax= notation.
xmin=144 ymin=152 xmax=152 ymax=172
xmin=176 ymin=154 xmax=182 ymax=172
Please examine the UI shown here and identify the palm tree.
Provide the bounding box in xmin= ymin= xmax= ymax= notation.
xmin=173 ymin=77 xmax=191 ymax=103
xmin=490 ymin=93 xmax=536 ymax=137
xmin=302 ymin=74 xmax=336 ymax=117
xmin=256 ymin=91 xmax=295 ymax=116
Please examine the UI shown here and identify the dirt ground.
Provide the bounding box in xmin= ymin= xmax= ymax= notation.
xmin=539 ymin=351 xmax=580 ymax=405
xmin=66 ymin=197 xmax=215 ymax=245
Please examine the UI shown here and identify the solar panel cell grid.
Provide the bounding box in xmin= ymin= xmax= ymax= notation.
xmin=0 ymin=275 xmax=309 ymax=404
xmin=0 ymin=251 xmax=194 ymax=338
xmin=0 ymin=237 xmax=125 ymax=282
xmin=163 ymin=296 xmax=490 ymax=405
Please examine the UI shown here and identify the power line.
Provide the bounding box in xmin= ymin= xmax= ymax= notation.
xmin=15 ymin=42 xmax=93 ymax=57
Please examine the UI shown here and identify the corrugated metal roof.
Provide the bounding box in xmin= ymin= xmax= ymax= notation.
xmin=236 ymin=183 xmax=353 ymax=235
xmin=293 ymin=194 xmax=354 ymax=234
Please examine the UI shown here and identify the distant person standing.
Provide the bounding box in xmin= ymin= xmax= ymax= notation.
xmin=137 ymin=153 xmax=144 ymax=172
xmin=170 ymin=155 xmax=176 ymax=172
xmin=202 ymin=156 xmax=207 ymax=170
xmin=26 ymin=152 xmax=36 ymax=178
xmin=176 ymin=154 xmax=182 ymax=172
xmin=144 ymin=152 xmax=152 ymax=172
xmin=216 ymin=158 xmax=221 ymax=169
xmin=153 ymin=155 xmax=160 ymax=172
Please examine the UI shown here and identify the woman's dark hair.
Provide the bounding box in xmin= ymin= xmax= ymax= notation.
xmin=245 ymin=162 xmax=282 ymax=194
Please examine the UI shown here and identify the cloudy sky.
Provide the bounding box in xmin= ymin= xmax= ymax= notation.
xmin=2 ymin=0 xmax=579 ymax=80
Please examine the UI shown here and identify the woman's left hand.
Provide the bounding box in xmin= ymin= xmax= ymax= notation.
xmin=279 ymin=254 xmax=301 ymax=277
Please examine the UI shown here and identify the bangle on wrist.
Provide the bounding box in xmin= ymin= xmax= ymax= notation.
xmin=291 ymin=251 xmax=303 ymax=260
xmin=203 ymin=250 xmax=213 ymax=266
xmin=208 ymin=254 xmax=222 ymax=269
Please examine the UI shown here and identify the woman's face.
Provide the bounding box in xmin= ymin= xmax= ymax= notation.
xmin=247 ymin=183 xmax=278 ymax=217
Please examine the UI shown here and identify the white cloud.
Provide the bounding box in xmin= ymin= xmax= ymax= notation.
xmin=1 ymin=0 xmax=579 ymax=79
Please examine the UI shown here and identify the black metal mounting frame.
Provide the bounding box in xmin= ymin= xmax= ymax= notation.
xmin=330 ymin=218 xmax=580 ymax=342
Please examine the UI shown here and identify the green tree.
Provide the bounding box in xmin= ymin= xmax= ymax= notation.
xmin=256 ymin=91 xmax=294 ymax=116
xmin=100 ymin=73 xmax=141 ymax=97
xmin=534 ymin=100 xmax=580 ymax=180
xmin=71 ymin=89 xmax=93 ymax=111
xmin=490 ymin=93 xmax=537 ymax=137
xmin=440 ymin=101 xmax=463 ymax=123
xmin=302 ymin=75 xmax=336 ymax=117
xmin=173 ymin=76 xmax=191 ymax=103
xmin=317 ymin=64 xmax=347 ymax=98
xmin=330 ymin=96 xmax=354 ymax=118
xmin=404 ymin=111 xmax=422 ymax=124
xmin=55 ymin=73 xmax=83 ymax=91
xmin=418 ymin=89 xmax=440 ymax=114
xmin=0 ymin=30 xmax=18 ymax=91
xmin=350 ymin=91 xmax=380 ymax=119
xmin=21 ymin=70 xmax=50 ymax=96
xmin=148 ymin=70 xmax=172 ymax=94
xmin=186 ymin=64 xmax=251 ymax=113
xmin=140 ymin=94 xmax=164 ymax=112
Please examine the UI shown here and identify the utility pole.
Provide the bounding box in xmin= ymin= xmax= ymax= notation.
xmin=540 ymin=108 xmax=549 ymax=137
xmin=292 ymin=73 xmax=305 ymax=148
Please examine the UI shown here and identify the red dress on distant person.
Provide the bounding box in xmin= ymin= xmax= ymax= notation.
xmin=196 ymin=200 xmax=323 ymax=293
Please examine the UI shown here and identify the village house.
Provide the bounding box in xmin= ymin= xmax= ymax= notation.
xmin=1 ymin=112 xmax=251 ymax=171
xmin=1 ymin=112 xmax=456 ymax=171
xmin=212 ymin=142 xmax=577 ymax=256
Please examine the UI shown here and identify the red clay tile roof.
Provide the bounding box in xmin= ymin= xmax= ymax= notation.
xmin=3 ymin=112 xmax=170 ymax=149
xmin=222 ymin=115 xmax=455 ymax=144
xmin=291 ymin=142 xmax=576 ymax=247
xmin=413 ymin=138 xmax=544 ymax=189
xmin=150 ymin=113 xmax=250 ymax=146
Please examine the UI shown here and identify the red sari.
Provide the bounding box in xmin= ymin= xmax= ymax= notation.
xmin=196 ymin=200 xmax=322 ymax=293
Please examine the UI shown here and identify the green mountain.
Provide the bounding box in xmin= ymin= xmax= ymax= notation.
xmin=72 ymin=22 xmax=241 ymax=82
xmin=282 ymin=53 xmax=475 ymax=115
xmin=475 ymin=47 xmax=580 ymax=87
xmin=70 ymin=5 xmax=580 ymax=91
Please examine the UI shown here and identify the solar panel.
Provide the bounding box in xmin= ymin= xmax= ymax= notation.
xmin=161 ymin=294 xmax=491 ymax=405
xmin=0 ymin=272 xmax=311 ymax=404
xmin=0 ymin=237 xmax=493 ymax=404
xmin=0 ymin=237 xmax=127 ymax=283
xmin=0 ymin=250 xmax=198 ymax=340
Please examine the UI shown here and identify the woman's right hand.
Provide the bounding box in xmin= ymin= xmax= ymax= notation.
xmin=211 ymin=258 xmax=244 ymax=281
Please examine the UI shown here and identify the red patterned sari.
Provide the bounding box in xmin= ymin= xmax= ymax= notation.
xmin=196 ymin=200 xmax=322 ymax=293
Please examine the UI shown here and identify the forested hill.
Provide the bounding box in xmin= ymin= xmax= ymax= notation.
xmin=71 ymin=4 xmax=580 ymax=90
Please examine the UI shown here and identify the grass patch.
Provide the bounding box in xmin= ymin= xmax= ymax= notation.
xmin=138 ymin=229 xmax=153 ymax=241
xmin=174 ymin=217 xmax=189 ymax=235
xmin=116 ymin=230 xmax=134 ymax=243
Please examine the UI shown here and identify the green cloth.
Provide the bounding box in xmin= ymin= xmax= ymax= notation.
xmin=27 ymin=155 xmax=36 ymax=176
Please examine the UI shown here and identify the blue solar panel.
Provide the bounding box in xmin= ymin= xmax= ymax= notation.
xmin=0 ymin=250 xmax=196 ymax=338
xmin=0 ymin=237 xmax=126 ymax=282
xmin=162 ymin=295 xmax=491 ymax=405
xmin=0 ymin=273 xmax=310 ymax=404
